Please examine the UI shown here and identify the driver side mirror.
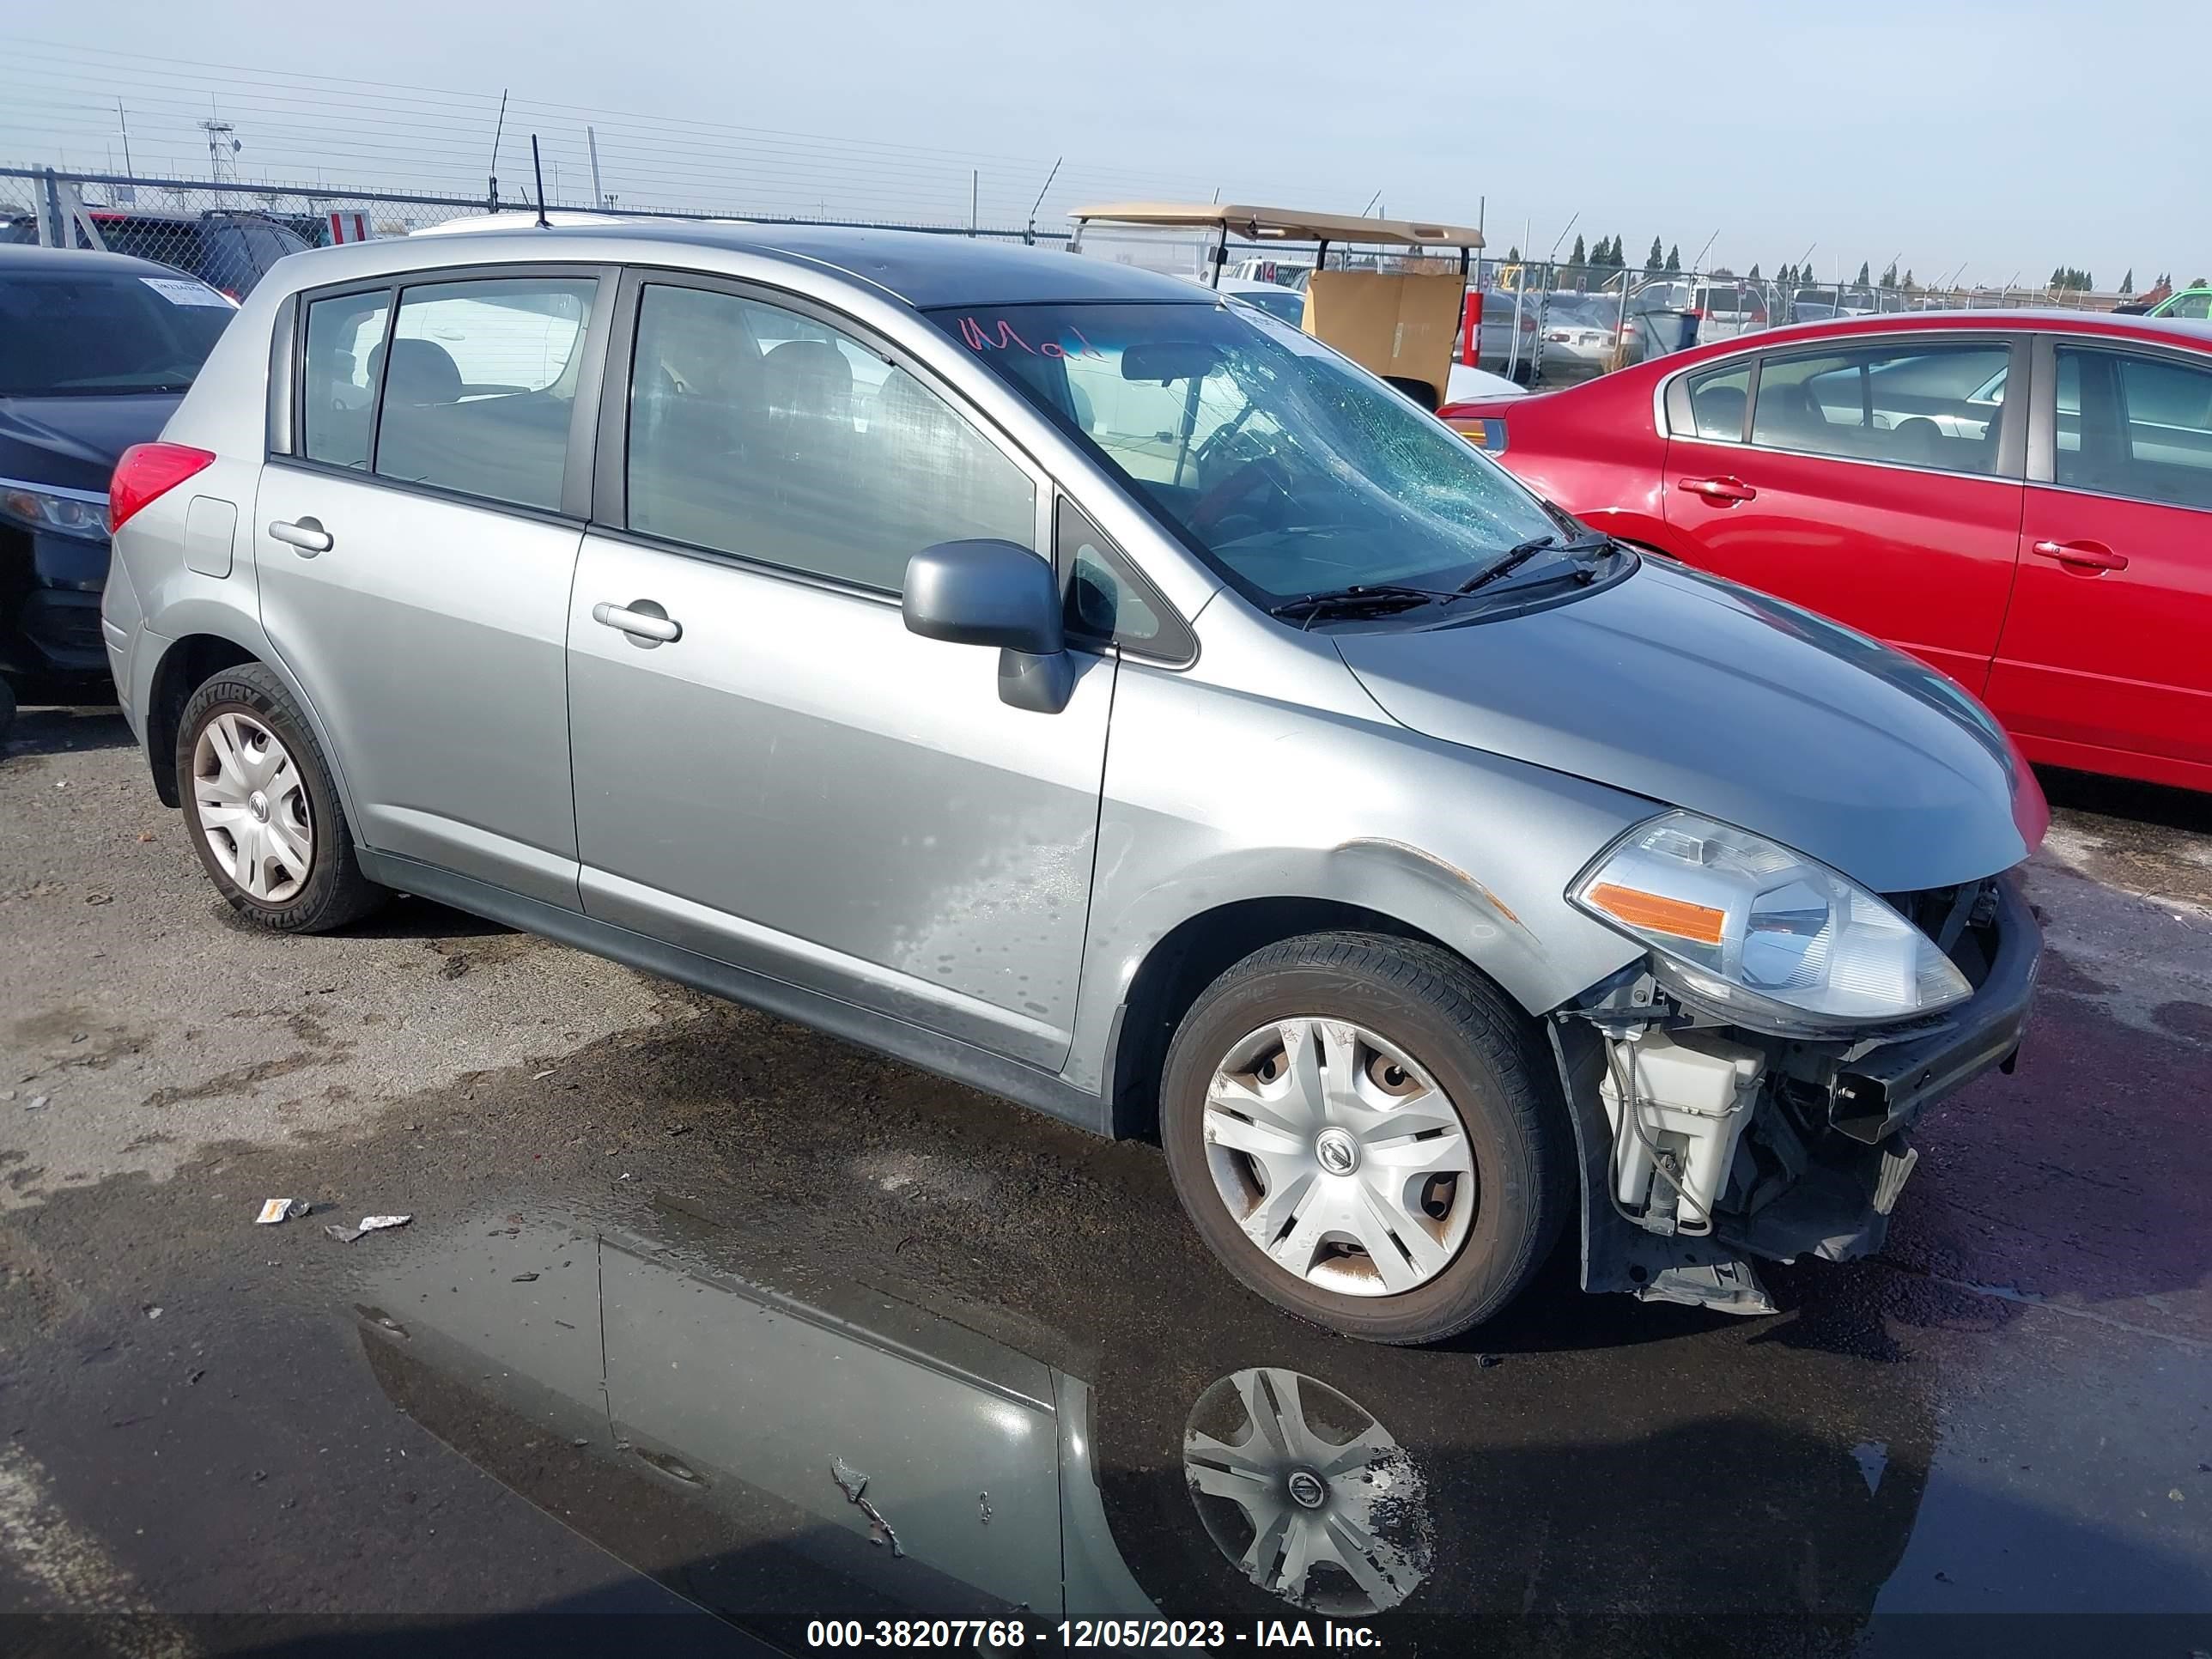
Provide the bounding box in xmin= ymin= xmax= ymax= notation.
xmin=902 ymin=539 xmax=1074 ymax=714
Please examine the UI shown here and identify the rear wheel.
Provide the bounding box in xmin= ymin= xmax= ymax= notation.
xmin=176 ymin=662 xmax=386 ymax=933
xmin=1160 ymin=933 xmax=1570 ymax=1345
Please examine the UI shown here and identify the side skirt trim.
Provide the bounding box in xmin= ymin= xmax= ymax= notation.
xmin=357 ymin=849 xmax=1113 ymax=1138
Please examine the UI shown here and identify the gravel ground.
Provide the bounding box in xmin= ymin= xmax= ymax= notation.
xmin=0 ymin=703 xmax=2207 ymax=1656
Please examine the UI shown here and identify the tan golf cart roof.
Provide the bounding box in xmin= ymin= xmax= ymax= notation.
xmin=1070 ymin=202 xmax=1484 ymax=250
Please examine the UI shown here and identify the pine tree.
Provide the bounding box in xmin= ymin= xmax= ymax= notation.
xmin=1748 ymin=263 xmax=1762 ymax=282
xmin=1647 ymin=235 xmax=1665 ymax=271
xmin=1568 ymin=234 xmax=1587 ymax=286
xmin=1880 ymin=262 xmax=1899 ymax=288
xmin=1856 ymin=261 xmax=1871 ymax=286
xmin=1665 ymin=244 xmax=1680 ymax=273
xmin=1504 ymin=246 xmax=1520 ymax=264
xmin=1904 ymin=268 xmax=1915 ymax=291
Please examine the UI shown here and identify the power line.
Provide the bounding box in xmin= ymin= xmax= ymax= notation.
xmin=0 ymin=36 xmax=1224 ymax=195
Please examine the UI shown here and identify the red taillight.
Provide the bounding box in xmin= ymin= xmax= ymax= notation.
xmin=108 ymin=442 xmax=216 ymax=534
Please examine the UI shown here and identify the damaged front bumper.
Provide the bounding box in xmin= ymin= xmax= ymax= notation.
xmin=1553 ymin=874 xmax=2041 ymax=1313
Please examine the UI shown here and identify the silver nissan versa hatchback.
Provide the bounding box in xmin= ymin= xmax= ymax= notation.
xmin=103 ymin=225 xmax=2045 ymax=1344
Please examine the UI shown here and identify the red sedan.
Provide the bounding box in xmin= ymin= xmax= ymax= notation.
xmin=1440 ymin=311 xmax=2212 ymax=793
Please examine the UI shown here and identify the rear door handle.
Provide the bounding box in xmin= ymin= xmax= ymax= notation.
xmin=268 ymin=517 xmax=332 ymax=555
xmin=2029 ymin=538 xmax=2128 ymax=573
xmin=1676 ymin=476 xmax=1757 ymax=504
xmin=592 ymin=599 xmax=683 ymax=643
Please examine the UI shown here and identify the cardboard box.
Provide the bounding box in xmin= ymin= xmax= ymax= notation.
xmin=1303 ymin=270 xmax=1467 ymax=408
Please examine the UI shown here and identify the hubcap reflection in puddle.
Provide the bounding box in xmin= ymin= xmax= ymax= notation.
xmin=1183 ymin=1366 xmax=1431 ymax=1616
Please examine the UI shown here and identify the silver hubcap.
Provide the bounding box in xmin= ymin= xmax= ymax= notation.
xmin=1185 ymin=1367 xmax=1430 ymax=1616
xmin=1201 ymin=1018 xmax=1476 ymax=1297
xmin=192 ymin=711 xmax=313 ymax=904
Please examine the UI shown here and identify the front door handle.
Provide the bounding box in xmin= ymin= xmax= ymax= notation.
xmin=268 ymin=517 xmax=332 ymax=555
xmin=592 ymin=599 xmax=683 ymax=644
xmin=1676 ymin=476 xmax=1757 ymax=504
xmin=2029 ymin=538 xmax=2128 ymax=573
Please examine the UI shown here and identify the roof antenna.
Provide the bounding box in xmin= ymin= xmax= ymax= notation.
xmin=486 ymin=88 xmax=507 ymax=212
xmin=530 ymin=134 xmax=550 ymax=228
xmin=1024 ymin=155 xmax=1061 ymax=246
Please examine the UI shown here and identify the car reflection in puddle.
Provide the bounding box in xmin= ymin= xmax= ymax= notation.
xmin=353 ymin=1200 xmax=1934 ymax=1655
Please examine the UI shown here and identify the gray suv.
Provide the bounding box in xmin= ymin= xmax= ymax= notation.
xmin=103 ymin=225 xmax=2045 ymax=1344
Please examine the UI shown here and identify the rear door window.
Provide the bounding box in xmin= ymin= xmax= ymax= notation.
xmin=1750 ymin=341 xmax=2010 ymax=474
xmin=370 ymin=276 xmax=597 ymax=512
xmin=2056 ymin=346 xmax=2212 ymax=509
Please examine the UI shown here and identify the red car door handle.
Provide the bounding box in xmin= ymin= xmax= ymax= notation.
xmin=2029 ymin=538 xmax=2129 ymax=573
xmin=1677 ymin=476 xmax=1757 ymax=503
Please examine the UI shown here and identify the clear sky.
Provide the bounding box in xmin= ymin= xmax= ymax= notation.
xmin=4 ymin=0 xmax=2204 ymax=291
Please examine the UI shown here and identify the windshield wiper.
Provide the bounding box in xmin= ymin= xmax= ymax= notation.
xmin=1452 ymin=532 xmax=1614 ymax=598
xmin=1268 ymin=583 xmax=1453 ymax=629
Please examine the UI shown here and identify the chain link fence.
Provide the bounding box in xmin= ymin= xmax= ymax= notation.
xmin=0 ymin=166 xmax=1069 ymax=298
xmin=1466 ymin=261 xmax=2128 ymax=391
xmin=6 ymin=166 xmax=2144 ymax=392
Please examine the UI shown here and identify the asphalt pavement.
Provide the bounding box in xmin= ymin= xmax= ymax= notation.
xmin=0 ymin=704 xmax=2207 ymax=1657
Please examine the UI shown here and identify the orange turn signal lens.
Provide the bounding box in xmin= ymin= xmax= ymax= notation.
xmin=1586 ymin=882 xmax=1727 ymax=946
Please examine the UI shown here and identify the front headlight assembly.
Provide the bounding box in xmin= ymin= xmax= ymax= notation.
xmin=1571 ymin=810 xmax=1971 ymax=1029
xmin=0 ymin=480 xmax=110 ymax=541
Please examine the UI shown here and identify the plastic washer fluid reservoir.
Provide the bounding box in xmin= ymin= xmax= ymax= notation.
xmin=1597 ymin=1028 xmax=1765 ymax=1227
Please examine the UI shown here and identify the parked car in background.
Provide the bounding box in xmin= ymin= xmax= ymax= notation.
xmin=1214 ymin=275 xmax=1308 ymax=326
xmin=1532 ymin=293 xmax=1619 ymax=381
xmin=1227 ymin=256 xmax=1311 ymax=289
xmin=106 ymin=223 xmax=2042 ymax=1341
xmin=1440 ymin=308 xmax=2212 ymax=792
xmin=0 ymin=209 xmax=309 ymax=299
xmin=2148 ymin=285 xmax=2212 ymax=321
xmin=1466 ymin=286 xmax=1540 ymax=379
xmin=1444 ymin=360 xmax=1524 ymax=403
xmin=0 ymin=245 xmax=233 ymax=703
xmin=1629 ymin=278 xmax=1692 ymax=316
xmin=1691 ymin=281 xmax=1767 ymax=341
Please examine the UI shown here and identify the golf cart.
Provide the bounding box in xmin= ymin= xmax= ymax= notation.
xmin=1067 ymin=203 xmax=1484 ymax=411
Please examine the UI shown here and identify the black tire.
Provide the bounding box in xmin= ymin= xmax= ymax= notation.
xmin=1159 ymin=932 xmax=1571 ymax=1346
xmin=175 ymin=661 xmax=386 ymax=933
xmin=0 ymin=677 xmax=14 ymax=744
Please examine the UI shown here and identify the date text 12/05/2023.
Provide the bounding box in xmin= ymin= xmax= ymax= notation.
xmin=803 ymin=1618 xmax=1383 ymax=1649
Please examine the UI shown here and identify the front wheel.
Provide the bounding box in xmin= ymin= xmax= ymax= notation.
xmin=1160 ymin=933 xmax=1571 ymax=1345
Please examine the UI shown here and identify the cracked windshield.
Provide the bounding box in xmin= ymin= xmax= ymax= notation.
xmin=940 ymin=300 xmax=1561 ymax=604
